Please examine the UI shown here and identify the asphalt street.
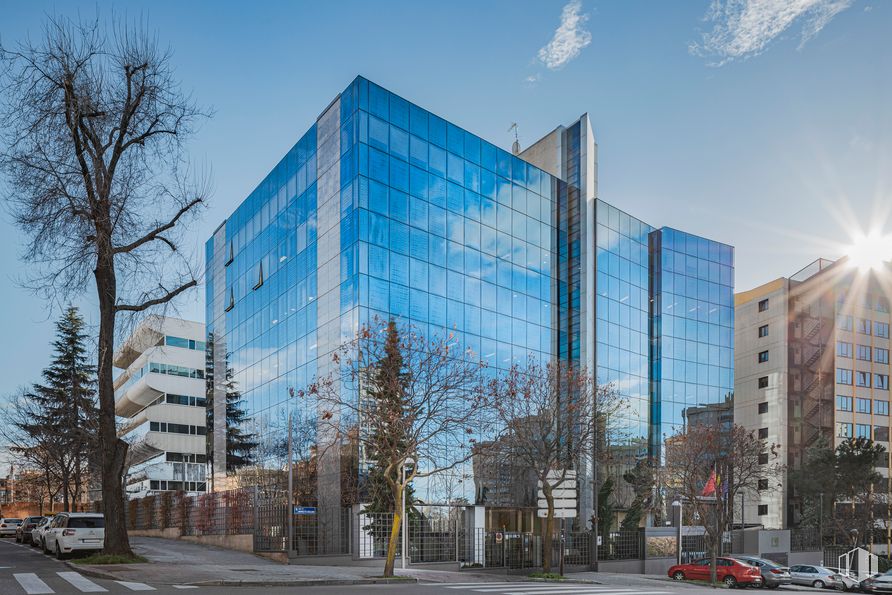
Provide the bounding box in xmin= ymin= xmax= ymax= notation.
xmin=1 ymin=535 xmax=850 ymax=595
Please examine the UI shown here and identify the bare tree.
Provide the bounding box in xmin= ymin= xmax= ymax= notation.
xmin=664 ymin=423 xmax=783 ymax=585
xmin=0 ymin=15 xmax=209 ymax=554
xmin=483 ymin=359 xmax=620 ymax=574
xmin=0 ymin=390 xmax=66 ymax=513
xmin=309 ymin=318 xmax=487 ymax=577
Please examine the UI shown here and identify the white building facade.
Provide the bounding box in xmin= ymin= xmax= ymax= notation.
xmin=113 ymin=316 xmax=208 ymax=498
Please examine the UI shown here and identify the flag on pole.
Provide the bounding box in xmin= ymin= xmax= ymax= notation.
xmin=702 ymin=468 xmax=717 ymax=497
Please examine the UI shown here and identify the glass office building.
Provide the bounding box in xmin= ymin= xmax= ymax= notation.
xmin=205 ymin=76 xmax=734 ymax=531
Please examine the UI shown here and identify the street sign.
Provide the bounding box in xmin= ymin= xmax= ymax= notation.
xmin=293 ymin=506 xmax=317 ymax=515
xmin=495 ymin=532 xmax=503 ymax=544
xmin=538 ymin=488 xmax=576 ymax=499
xmin=537 ymin=499 xmax=577 ymax=509
xmin=537 ymin=509 xmax=576 ymax=518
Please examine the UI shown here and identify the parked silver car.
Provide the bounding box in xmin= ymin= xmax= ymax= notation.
xmin=790 ymin=564 xmax=845 ymax=589
xmin=30 ymin=516 xmax=53 ymax=549
xmin=733 ymin=556 xmax=793 ymax=589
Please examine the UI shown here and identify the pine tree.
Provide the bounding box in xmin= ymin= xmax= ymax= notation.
xmin=360 ymin=321 xmax=417 ymax=541
xmin=205 ymin=334 xmax=258 ymax=478
xmin=18 ymin=307 xmax=97 ymax=510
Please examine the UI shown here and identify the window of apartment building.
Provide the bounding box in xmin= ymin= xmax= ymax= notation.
xmin=857 ymin=318 xmax=872 ymax=335
xmin=758 ymin=376 xmax=769 ymax=389
xmin=876 ymin=401 xmax=889 ymax=416
xmin=879 ymin=297 xmax=890 ymax=313
xmin=758 ymin=350 xmax=769 ymax=363
xmin=837 ymin=422 xmax=853 ymax=438
xmin=856 ymin=424 xmax=872 ymax=439
xmin=837 ymin=341 xmax=853 ymax=358
xmin=758 ymin=479 xmax=769 ymax=491
xmin=838 ymin=315 xmax=854 ymax=331
xmin=856 ymin=344 xmax=872 ymax=361
xmin=758 ymin=505 xmax=769 ymax=516
xmin=837 ymin=368 xmax=853 ymax=385
xmin=875 ymin=426 xmax=890 ymax=442
xmin=877 ymin=348 xmax=890 ymax=364
xmin=876 ymin=374 xmax=890 ymax=390
xmin=758 ymin=298 xmax=769 ymax=312
xmin=856 ymin=371 xmax=872 ymax=388
xmin=758 ymin=324 xmax=769 ymax=338
xmin=856 ymin=397 xmax=872 ymax=414
xmin=758 ymin=428 xmax=769 ymax=439
xmin=148 ymin=421 xmax=207 ymax=436
xmin=758 ymin=402 xmax=768 ymax=414
xmin=758 ymin=453 xmax=769 ymax=465
xmin=877 ymin=322 xmax=890 ymax=338
xmin=837 ymin=395 xmax=853 ymax=412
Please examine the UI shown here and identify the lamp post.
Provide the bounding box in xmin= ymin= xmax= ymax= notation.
xmin=401 ymin=457 xmax=416 ymax=570
xmin=672 ymin=500 xmax=683 ymax=565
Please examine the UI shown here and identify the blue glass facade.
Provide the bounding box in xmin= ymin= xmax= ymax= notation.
xmin=205 ymin=76 xmax=733 ymax=528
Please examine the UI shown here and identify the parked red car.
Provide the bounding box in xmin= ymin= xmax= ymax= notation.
xmin=668 ymin=557 xmax=763 ymax=587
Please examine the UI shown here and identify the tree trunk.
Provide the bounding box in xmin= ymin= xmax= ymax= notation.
xmin=543 ymin=498 xmax=555 ymax=574
xmin=95 ymin=245 xmax=132 ymax=556
xmin=383 ymin=487 xmax=403 ymax=578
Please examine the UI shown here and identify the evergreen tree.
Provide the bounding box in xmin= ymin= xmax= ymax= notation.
xmin=18 ymin=307 xmax=97 ymax=510
xmin=361 ymin=320 xmax=418 ymax=532
xmin=205 ymin=333 xmax=258 ymax=476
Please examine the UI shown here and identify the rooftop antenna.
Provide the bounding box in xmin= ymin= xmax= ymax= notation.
xmin=509 ymin=122 xmax=520 ymax=155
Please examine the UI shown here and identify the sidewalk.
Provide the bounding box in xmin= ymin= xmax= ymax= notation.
xmin=68 ymin=536 xmax=418 ymax=587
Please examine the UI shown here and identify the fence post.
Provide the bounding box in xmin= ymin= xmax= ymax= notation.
xmin=253 ymin=485 xmax=259 ymax=552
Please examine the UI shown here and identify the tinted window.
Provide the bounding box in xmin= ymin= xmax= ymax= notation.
xmin=67 ymin=517 xmax=104 ymax=529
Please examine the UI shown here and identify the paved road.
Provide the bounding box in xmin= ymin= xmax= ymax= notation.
xmin=0 ymin=537 xmax=248 ymax=594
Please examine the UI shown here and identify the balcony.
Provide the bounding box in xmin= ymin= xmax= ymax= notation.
xmin=125 ymin=431 xmax=205 ymax=468
xmin=115 ymin=372 xmax=204 ymax=418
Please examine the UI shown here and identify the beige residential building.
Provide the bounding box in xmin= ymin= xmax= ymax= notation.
xmin=734 ymin=258 xmax=892 ymax=529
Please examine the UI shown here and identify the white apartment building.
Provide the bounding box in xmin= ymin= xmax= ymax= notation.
xmin=113 ymin=316 xmax=208 ymax=497
xmin=734 ymin=277 xmax=791 ymax=529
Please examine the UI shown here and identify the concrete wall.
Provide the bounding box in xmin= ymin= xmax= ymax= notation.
xmin=790 ymin=551 xmax=824 ymax=566
xmin=127 ymin=529 xmax=254 ymax=555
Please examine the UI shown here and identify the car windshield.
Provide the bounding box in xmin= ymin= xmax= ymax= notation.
xmin=67 ymin=517 xmax=104 ymax=528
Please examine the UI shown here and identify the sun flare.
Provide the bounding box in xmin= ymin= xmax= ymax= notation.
xmin=846 ymin=231 xmax=892 ymax=272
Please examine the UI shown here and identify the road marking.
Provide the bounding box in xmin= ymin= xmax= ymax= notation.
xmin=58 ymin=571 xmax=108 ymax=592
xmin=115 ymin=581 xmax=156 ymax=591
xmin=172 ymin=587 xmax=199 ymax=590
xmin=441 ymin=586 xmax=670 ymax=595
xmin=13 ymin=573 xmax=54 ymax=594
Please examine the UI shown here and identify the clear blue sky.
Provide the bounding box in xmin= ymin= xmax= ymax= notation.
xmin=0 ymin=0 xmax=890 ymax=400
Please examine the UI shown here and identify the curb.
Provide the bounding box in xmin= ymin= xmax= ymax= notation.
xmin=65 ymin=563 xmax=418 ymax=587
xmin=189 ymin=577 xmax=419 ymax=587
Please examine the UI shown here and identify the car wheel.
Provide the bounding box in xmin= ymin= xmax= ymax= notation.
xmin=673 ymin=571 xmax=686 ymax=581
xmin=55 ymin=543 xmax=65 ymax=560
xmin=42 ymin=540 xmax=49 ymax=554
xmin=724 ymin=576 xmax=738 ymax=588
xmin=813 ymin=580 xmax=826 ymax=589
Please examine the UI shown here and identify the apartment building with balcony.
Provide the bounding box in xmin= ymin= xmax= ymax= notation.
xmin=735 ymin=258 xmax=892 ymax=529
xmin=113 ymin=316 xmax=208 ymax=497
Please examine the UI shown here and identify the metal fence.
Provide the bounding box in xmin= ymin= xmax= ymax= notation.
xmin=125 ymin=488 xmax=254 ymax=536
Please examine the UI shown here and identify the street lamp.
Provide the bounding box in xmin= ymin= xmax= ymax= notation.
xmin=401 ymin=456 xmax=416 ymax=570
xmin=672 ymin=500 xmax=683 ymax=565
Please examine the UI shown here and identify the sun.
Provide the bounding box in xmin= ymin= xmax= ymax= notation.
xmin=846 ymin=231 xmax=892 ymax=272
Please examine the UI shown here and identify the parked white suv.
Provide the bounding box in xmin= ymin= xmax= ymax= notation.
xmin=0 ymin=518 xmax=23 ymax=537
xmin=42 ymin=512 xmax=104 ymax=559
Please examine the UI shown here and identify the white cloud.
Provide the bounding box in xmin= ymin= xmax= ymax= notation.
xmin=537 ymin=0 xmax=592 ymax=70
xmin=691 ymin=0 xmax=853 ymax=65
xmin=523 ymin=73 xmax=542 ymax=85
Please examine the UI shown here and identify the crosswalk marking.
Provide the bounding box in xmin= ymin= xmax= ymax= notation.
xmin=13 ymin=573 xmax=53 ymax=595
xmin=115 ymin=581 xmax=156 ymax=591
xmin=58 ymin=571 xmax=108 ymax=592
xmin=172 ymin=587 xmax=199 ymax=590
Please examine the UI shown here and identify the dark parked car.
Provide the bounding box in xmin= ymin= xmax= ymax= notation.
xmin=734 ymin=556 xmax=793 ymax=589
xmin=669 ymin=557 xmax=764 ymax=587
xmin=15 ymin=516 xmax=44 ymax=544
